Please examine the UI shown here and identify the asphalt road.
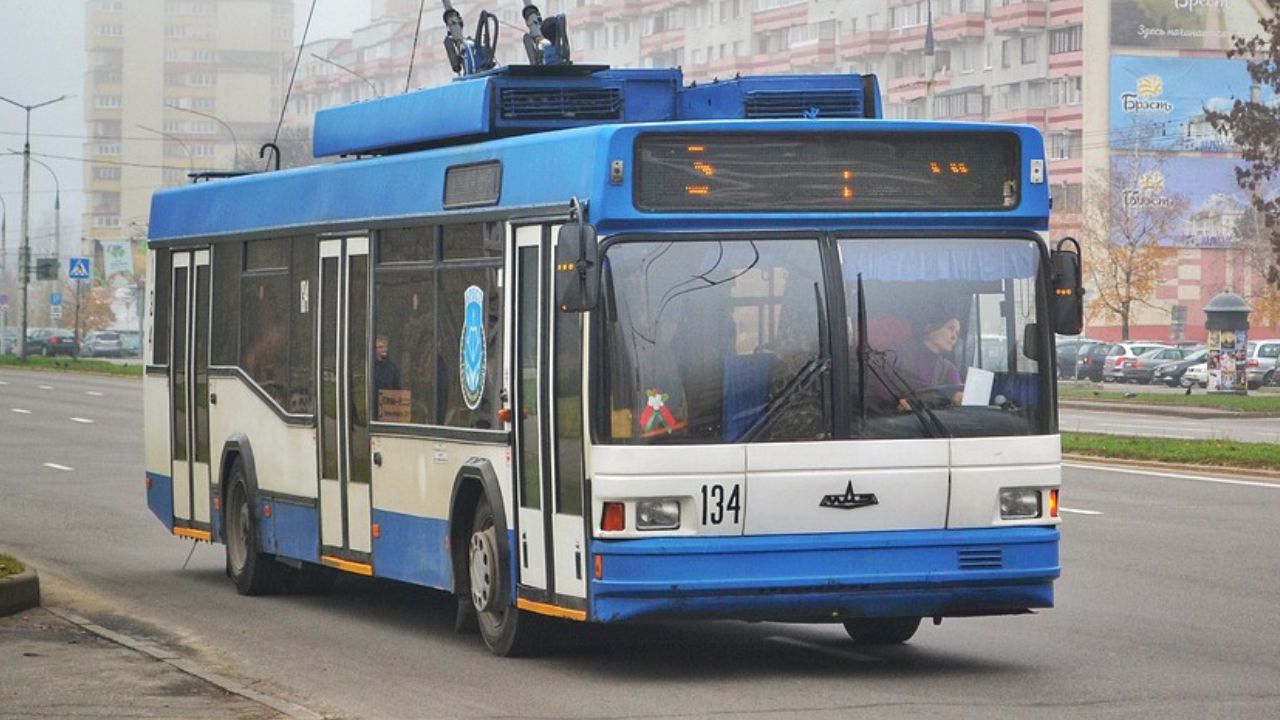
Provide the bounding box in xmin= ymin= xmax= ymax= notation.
xmin=3 ymin=368 xmax=1280 ymax=719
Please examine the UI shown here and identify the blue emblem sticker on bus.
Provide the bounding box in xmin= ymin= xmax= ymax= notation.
xmin=460 ymin=285 xmax=486 ymax=410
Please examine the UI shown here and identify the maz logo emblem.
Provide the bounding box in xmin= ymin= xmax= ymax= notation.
xmin=819 ymin=481 xmax=879 ymax=510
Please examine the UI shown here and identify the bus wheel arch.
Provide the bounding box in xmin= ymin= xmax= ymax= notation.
xmin=448 ymin=461 xmax=507 ymax=628
xmin=219 ymin=436 xmax=283 ymax=595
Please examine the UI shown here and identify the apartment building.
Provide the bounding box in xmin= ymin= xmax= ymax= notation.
xmin=83 ymin=0 xmax=293 ymax=248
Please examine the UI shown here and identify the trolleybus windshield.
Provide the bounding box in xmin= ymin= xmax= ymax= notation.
xmin=600 ymin=237 xmax=1048 ymax=444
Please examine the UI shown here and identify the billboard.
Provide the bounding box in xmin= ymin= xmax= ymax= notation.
xmin=1110 ymin=55 xmax=1277 ymax=153
xmin=1110 ymin=155 xmax=1259 ymax=247
xmin=1112 ymin=0 xmax=1271 ymax=50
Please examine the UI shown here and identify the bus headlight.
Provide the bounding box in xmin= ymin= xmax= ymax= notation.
xmin=636 ymin=499 xmax=681 ymax=530
xmin=999 ymin=488 xmax=1042 ymax=520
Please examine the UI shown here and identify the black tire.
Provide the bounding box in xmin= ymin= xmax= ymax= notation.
xmin=468 ymin=496 xmax=544 ymax=656
xmin=842 ymin=617 xmax=922 ymax=645
xmin=224 ymin=460 xmax=285 ymax=596
xmin=1265 ymin=370 xmax=1277 ymax=388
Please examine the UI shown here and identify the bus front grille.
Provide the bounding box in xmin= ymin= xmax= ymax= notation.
xmin=957 ymin=548 xmax=1004 ymax=571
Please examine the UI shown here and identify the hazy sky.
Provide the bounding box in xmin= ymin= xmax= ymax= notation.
xmin=0 ymin=0 xmax=374 ymax=264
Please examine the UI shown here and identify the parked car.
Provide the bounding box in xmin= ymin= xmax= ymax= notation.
xmin=1244 ymin=339 xmax=1280 ymax=389
xmin=24 ymin=328 xmax=79 ymax=357
xmin=1073 ymin=341 xmax=1112 ymax=382
xmin=1183 ymin=362 xmax=1208 ymax=388
xmin=1123 ymin=346 xmax=1199 ymax=384
xmin=116 ymin=329 xmax=142 ymax=357
xmin=82 ymin=330 xmax=124 ymax=358
xmin=1103 ymin=342 xmax=1174 ymax=382
xmin=1150 ymin=348 xmax=1208 ymax=387
xmin=1055 ymin=337 xmax=1103 ymax=379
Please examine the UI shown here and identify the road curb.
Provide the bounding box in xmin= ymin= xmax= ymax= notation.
xmin=1062 ymin=453 xmax=1280 ymax=482
xmin=0 ymin=566 xmax=41 ymax=617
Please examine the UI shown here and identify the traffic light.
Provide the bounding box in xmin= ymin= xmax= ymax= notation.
xmin=35 ymin=258 xmax=58 ymax=280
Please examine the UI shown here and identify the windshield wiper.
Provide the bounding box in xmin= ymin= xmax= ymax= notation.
xmin=737 ymin=356 xmax=830 ymax=443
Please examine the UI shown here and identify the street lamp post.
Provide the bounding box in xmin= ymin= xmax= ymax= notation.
xmin=0 ymin=193 xmax=7 ymax=276
xmin=166 ymin=105 xmax=241 ymax=169
xmin=11 ymin=154 xmax=61 ymax=273
xmin=0 ymin=93 xmax=69 ymax=358
xmin=138 ymin=124 xmax=195 ymax=174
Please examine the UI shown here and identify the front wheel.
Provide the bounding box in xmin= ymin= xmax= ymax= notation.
xmin=468 ymin=496 xmax=544 ymax=656
xmin=842 ymin=617 xmax=922 ymax=645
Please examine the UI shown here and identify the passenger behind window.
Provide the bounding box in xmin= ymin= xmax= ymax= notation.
xmin=373 ymin=334 xmax=409 ymax=422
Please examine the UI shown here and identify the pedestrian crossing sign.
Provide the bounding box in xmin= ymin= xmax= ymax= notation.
xmin=68 ymin=257 xmax=91 ymax=280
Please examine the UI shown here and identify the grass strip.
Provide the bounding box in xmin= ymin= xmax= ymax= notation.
xmin=1062 ymin=432 xmax=1280 ymax=472
xmin=1058 ymin=385 xmax=1280 ymax=413
xmin=0 ymin=554 xmax=24 ymax=580
xmin=0 ymin=355 xmax=143 ymax=377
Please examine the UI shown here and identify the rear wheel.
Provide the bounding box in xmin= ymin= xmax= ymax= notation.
xmin=1265 ymin=370 xmax=1278 ymax=388
xmin=469 ymin=496 xmax=544 ymax=656
xmin=224 ymin=460 xmax=285 ymax=595
xmin=842 ymin=617 xmax=922 ymax=645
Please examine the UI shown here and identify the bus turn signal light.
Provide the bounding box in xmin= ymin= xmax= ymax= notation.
xmin=1049 ymin=489 xmax=1059 ymax=518
xmin=601 ymin=502 xmax=625 ymax=531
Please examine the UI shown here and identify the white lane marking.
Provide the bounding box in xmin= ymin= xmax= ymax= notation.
xmin=1065 ymin=462 xmax=1280 ymax=490
xmin=11 ymin=408 xmax=32 ymax=414
xmin=0 ymin=380 xmax=8 ymax=385
xmin=1059 ymin=507 xmax=1103 ymax=516
xmin=37 ymin=385 xmax=53 ymax=390
xmin=43 ymin=463 xmax=73 ymax=472
xmin=766 ymin=635 xmax=877 ymax=662
xmin=70 ymin=417 xmax=94 ymax=424
xmin=85 ymin=391 xmax=105 ymax=397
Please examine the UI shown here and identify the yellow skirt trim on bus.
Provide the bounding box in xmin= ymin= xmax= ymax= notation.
xmin=516 ymin=598 xmax=587 ymax=621
xmin=319 ymin=555 xmax=374 ymax=576
xmin=172 ymin=527 xmax=212 ymax=542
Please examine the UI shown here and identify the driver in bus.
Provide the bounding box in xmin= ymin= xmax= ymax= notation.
xmin=868 ymin=311 xmax=964 ymax=413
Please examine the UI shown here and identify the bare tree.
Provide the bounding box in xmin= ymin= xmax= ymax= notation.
xmin=1233 ymin=204 xmax=1280 ymax=325
xmin=1204 ymin=0 xmax=1280 ymax=287
xmin=1081 ymin=154 xmax=1184 ymax=340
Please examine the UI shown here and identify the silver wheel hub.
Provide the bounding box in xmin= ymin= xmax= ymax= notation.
xmin=469 ymin=526 xmax=499 ymax=613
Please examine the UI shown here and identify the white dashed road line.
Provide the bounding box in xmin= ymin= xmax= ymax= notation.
xmin=1059 ymin=507 xmax=1103 ymax=516
xmin=11 ymin=408 xmax=31 ymax=414
xmin=71 ymin=417 xmax=95 ymax=424
xmin=85 ymin=391 xmax=105 ymax=397
xmin=43 ymin=463 xmax=74 ymax=472
xmin=37 ymin=385 xmax=53 ymax=390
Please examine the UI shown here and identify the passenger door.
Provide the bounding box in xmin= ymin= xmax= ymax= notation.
xmin=317 ymin=237 xmax=373 ymax=563
xmin=169 ymin=249 xmax=212 ymax=536
xmin=511 ymin=223 xmax=587 ymax=611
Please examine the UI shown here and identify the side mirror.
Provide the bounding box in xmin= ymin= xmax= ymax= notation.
xmin=555 ymin=221 xmax=599 ymax=313
xmin=1022 ymin=322 xmax=1040 ymax=362
xmin=1050 ymin=237 xmax=1084 ymax=336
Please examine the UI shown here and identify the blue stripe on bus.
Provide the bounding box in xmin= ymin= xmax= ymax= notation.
xmin=258 ymin=499 xmax=320 ymax=564
xmin=371 ymin=510 xmax=453 ymax=591
xmin=146 ymin=472 xmax=173 ymax=530
xmin=589 ymin=527 xmax=1058 ymax=623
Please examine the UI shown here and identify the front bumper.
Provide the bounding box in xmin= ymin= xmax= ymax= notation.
xmin=590 ymin=527 xmax=1058 ymax=624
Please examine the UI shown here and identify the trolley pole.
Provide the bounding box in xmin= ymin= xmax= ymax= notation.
xmin=0 ymin=94 xmax=69 ymax=358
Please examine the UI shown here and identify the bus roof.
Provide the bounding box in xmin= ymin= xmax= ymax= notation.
xmin=147 ymin=118 xmax=1050 ymax=244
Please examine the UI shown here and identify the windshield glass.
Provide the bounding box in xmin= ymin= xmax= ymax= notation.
xmin=601 ymin=239 xmax=829 ymax=444
xmin=599 ymin=237 xmax=1050 ymax=445
xmin=841 ymin=238 xmax=1046 ymax=439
